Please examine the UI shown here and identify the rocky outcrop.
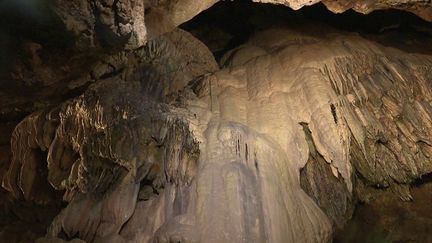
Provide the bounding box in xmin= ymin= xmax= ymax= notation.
xmin=2 ymin=0 xmax=432 ymax=242
xmin=2 ymin=29 xmax=217 ymax=241
xmin=255 ymin=0 xmax=432 ymax=21
xmin=321 ymin=0 xmax=432 ymax=21
xmin=300 ymin=123 xmax=354 ymax=229
xmin=1 ymin=0 xmax=430 ymax=120
xmin=51 ymin=0 xmax=146 ymax=48
xmin=180 ymin=27 xmax=432 ymax=242
xmin=3 ymin=24 xmax=432 ymax=242
xmin=16 ymin=0 xmax=430 ymax=52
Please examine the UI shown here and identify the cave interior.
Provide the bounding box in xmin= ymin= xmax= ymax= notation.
xmin=1 ymin=0 xmax=432 ymax=242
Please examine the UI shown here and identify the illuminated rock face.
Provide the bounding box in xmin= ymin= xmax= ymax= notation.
xmin=255 ymin=0 xmax=432 ymax=21
xmin=3 ymin=24 xmax=432 ymax=242
xmin=177 ymin=28 xmax=432 ymax=242
xmin=2 ymin=1 xmax=432 ymax=242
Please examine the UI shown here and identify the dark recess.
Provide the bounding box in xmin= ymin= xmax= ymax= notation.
xmin=181 ymin=0 xmax=432 ymax=61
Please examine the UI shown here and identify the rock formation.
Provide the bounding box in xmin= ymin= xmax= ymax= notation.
xmin=6 ymin=0 xmax=429 ymax=52
xmin=1 ymin=0 xmax=432 ymax=243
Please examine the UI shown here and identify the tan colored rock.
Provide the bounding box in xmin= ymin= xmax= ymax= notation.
xmin=144 ymin=0 xmax=218 ymax=38
xmin=2 ymin=29 xmax=215 ymax=241
xmin=3 ymin=24 xmax=432 ymax=243
xmin=255 ymin=0 xmax=432 ymax=21
xmin=167 ymin=27 xmax=432 ymax=242
xmin=322 ymin=0 xmax=432 ymax=21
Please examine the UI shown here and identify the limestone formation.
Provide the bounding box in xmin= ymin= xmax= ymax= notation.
xmin=256 ymin=0 xmax=432 ymax=21
xmin=23 ymin=0 xmax=431 ymax=52
xmin=1 ymin=1 xmax=432 ymax=243
xmin=51 ymin=0 xmax=146 ymax=48
xmin=2 ymin=23 xmax=432 ymax=242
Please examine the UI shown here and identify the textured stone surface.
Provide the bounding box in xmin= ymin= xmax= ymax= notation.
xmin=3 ymin=26 xmax=431 ymax=242
xmin=254 ymin=0 xmax=432 ymax=21
xmin=0 ymin=0 xmax=430 ymax=121
xmin=177 ymin=27 xmax=432 ymax=242
xmin=300 ymin=123 xmax=354 ymax=229
xmin=2 ymin=28 xmax=217 ymax=202
xmin=2 ymin=28 xmax=218 ymax=242
xmin=1 ymin=1 xmax=432 ymax=243
xmin=51 ymin=0 xmax=146 ymax=48
xmin=321 ymin=0 xmax=432 ymax=21
xmin=19 ymin=0 xmax=432 ymax=52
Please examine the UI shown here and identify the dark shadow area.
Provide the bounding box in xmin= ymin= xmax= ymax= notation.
xmin=181 ymin=0 xmax=432 ymax=61
xmin=0 ymin=147 xmax=66 ymax=243
xmin=413 ymin=172 xmax=432 ymax=186
xmin=0 ymin=0 xmax=105 ymax=124
xmin=334 ymin=179 xmax=432 ymax=243
xmin=0 ymin=0 xmax=75 ymax=80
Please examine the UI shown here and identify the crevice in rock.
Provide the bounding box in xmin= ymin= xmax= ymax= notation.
xmin=412 ymin=171 xmax=432 ymax=186
xmin=300 ymin=122 xmax=354 ymax=229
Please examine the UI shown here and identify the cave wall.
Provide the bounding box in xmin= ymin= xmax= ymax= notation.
xmin=1 ymin=1 xmax=432 ymax=243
